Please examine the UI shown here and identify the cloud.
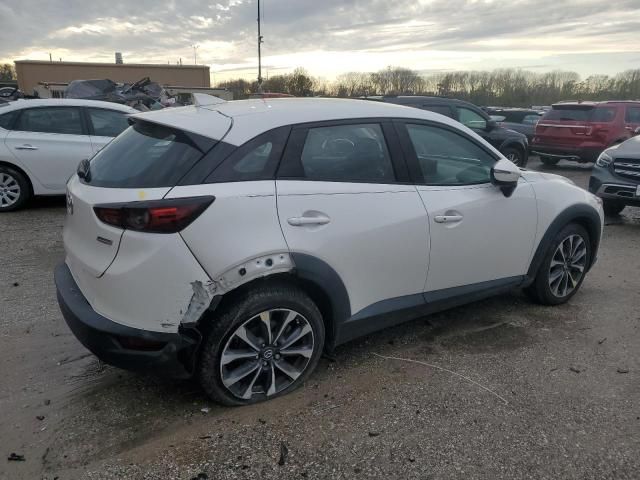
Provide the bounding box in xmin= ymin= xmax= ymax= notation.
xmin=1 ymin=0 xmax=639 ymax=79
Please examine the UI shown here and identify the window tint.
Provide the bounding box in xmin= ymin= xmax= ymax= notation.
xmin=625 ymin=106 xmax=640 ymax=123
xmin=15 ymin=107 xmax=83 ymax=135
xmin=0 ymin=111 xmax=16 ymax=130
xmin=406 ymin=124 xmax=495 ymax=185
xmin=457 ymin=107 xmax=487 ymax=130
xmin=522 ymin=114 xmax=541 ymax=125
xmin=591 ymin=107 xmax=616 ymax=122
xmin=88 ymin=108 xmax=130 ymax=137
xmin=545 ymin=107 xmax=592 ymax=122
xmin=299 ymin=124 xmax=395 ymax=182
xmin=86 ymin=121 xmax=215 ymax=188
xmin=421 ymin=105 xmax=453 ymax=118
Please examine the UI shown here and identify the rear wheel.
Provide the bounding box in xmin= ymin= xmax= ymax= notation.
xmin=0 ymin=166 xmax=30 ymax=212
xmin=198 ymin=283 xmax=325 ymax=406
xmin=539 ymin=156 xmax=559 ymax=166
xmin=525 ymin=223 xmax=591 ymax=305
xmin=502 ymin=147 xmax=527 ymax=168
xmin=602 ymin=200 xmax=625 ymax=216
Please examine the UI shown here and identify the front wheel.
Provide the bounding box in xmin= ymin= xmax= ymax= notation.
xmin=0 ymin=166 xmax=30 ymax=211
xmin=502 ymin=147 xmax=527 ymax=168
xmin=198 ymin=283 xmax=325 ymax=406
xmin=525 ymin=223 xmax=591 ymax=305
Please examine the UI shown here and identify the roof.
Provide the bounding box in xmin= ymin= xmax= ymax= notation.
xmin=0 ymin=98 xmax=138 ymax=113
xmin=132 ymin=97 xmax=470 ymax=146
xmin=14 ymin=60 xmax=208 ymax=71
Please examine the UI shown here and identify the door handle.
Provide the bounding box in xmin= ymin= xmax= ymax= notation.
xmin=287 ymin=214 xmax=331 ymax=227
xmin=434 ymin=215 xmax=463 ymax=224
xmin=15 ymin=144 xmax=38 ymax=150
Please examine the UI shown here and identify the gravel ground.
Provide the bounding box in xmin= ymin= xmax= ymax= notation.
xmin=1 ymin=157 xmax=638 ymax=480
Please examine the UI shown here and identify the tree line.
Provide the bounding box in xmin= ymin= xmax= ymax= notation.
xmin=218 ymin=66 xmax=640 ymax=107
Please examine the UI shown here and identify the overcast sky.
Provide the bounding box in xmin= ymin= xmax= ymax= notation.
xmin=1 ymin=0 xmax=639 ymax=83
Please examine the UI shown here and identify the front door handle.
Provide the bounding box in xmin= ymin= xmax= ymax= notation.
xmin=287 ymin=214 xmax=331 ymax=227
xmin=15 ymin=144 xmax=38 ymax=150
xmin=434 ymin=215 xmax=463 ymax=224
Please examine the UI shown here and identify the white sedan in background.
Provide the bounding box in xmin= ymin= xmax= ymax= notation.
xmin=0 ymin=99 xmax=136 ymax=211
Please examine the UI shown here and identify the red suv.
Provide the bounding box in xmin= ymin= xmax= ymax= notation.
xmin=532 ymin=101 xmax=640 ymax=165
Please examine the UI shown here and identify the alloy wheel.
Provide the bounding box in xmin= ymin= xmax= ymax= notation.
xmin=220 ymin=308 xmax=314 ymax=400
xmin=506 ymin=152 xmax=520 ymax=165
xmin=0 ymin=172 xmax=21 ymax=208
xmin=548 ymin=234 xmax=587 ymax=298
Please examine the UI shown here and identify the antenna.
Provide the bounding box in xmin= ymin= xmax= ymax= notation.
xmin=257 ymin=0 xmax=264 ymax=93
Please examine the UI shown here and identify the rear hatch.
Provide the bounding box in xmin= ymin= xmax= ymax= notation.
xmin=535 ymin=104 xmax=617 ymax=147
xmin=64 ymin=117 xmax=228 ymax=280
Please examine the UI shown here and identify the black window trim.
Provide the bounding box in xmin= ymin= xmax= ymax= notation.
xmin=13 ymin=106 xmax=89 ymax=136
xmin=276 ymin=117 xmax=412 ymax=185
xmin=83 ymin=106 xmax=130 ymax=137
xmin=393 ymin=119 xmax=499 ymax=187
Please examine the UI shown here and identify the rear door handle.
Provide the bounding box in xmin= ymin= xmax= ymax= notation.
xmin=434 ymin=215 xmax=463 ymax=224
xmin=15 ymin=144 xmax=38 ymax=150
xmin=287 ymin=214 xmax=331 ymax=226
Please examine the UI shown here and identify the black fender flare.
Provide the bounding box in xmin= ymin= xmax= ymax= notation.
xmin=525 ymin=204 xmax=602 ymax=284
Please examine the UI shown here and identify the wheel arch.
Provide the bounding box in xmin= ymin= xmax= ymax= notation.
xmin=198 ymin=253 xmax=351 ymax=352
xmin=0 ymin=160 xmax=34 ymax=196
xmin=525 ymin=204 xmax=602 ymax=283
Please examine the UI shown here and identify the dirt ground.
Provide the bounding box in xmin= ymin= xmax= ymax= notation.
xmin=1 ymin=157 xmax=638 ymax=480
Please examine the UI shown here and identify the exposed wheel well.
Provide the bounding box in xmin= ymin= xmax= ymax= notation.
xmin=198 ymin=273 xmax=337 ymax=351
xmin=0 ymin=161 xmax=33 ymax=196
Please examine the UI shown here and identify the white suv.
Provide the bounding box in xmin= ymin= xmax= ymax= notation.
xmin=54 ymin=97 xmax=604 ymax=405
xmin=0 ymin=99 xmax=137 ymax=210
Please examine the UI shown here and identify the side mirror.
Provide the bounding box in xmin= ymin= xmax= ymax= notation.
xmin=635 ymin=127 xmax=640 ymax=135
xmin=77 ymin=159 xmax=91 ymax=182
xmin=486 ymin=119 xmax=497 ymax=131
xmin=491 ymin=158 xmax=521 ymax=197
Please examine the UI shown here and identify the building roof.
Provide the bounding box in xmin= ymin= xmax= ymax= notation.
xmin=14 ymin=60 xmax=209 ymax=70
xmin=132 ymin=97 xmax=475 ymax=146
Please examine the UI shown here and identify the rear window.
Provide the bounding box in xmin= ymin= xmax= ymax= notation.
xmin=85 ymin=121 xmax=216 ymax=188
xmin=544 ymin=106 xmax=616 ymax=123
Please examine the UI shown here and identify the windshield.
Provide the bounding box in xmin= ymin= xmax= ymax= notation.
xmin=544 ymin=106 xmax=616 ymax=122
xmin=85 ymin=121 xmax=216 ymax=188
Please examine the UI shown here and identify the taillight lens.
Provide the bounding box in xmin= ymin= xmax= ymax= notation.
xmin=94 ymin=196 xmax=214 ymax=233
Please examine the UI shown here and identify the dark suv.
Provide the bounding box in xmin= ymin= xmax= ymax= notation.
xmin=484 ymin=108 xmax=542 ymax=143
xmin=371 ymin=96 xmax=529 ymax=166
xmin=589 ymin=135 xmax=640 ymax=215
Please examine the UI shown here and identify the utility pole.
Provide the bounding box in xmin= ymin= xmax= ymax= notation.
xmin=192 ymin=44 xmax=199 ymax=65
xmin=257 ymin=0 xmax=264 ymax=93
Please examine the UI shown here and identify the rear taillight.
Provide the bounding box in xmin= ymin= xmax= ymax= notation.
xmin=94 ymin=196 xmax=214 ymax=233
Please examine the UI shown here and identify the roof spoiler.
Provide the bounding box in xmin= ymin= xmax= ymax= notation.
xmin=192 ymin=93 xmax=227 ymax=107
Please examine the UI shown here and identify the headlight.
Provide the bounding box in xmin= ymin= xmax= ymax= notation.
xmin=596 ymin=152 xmax=613 ymax=167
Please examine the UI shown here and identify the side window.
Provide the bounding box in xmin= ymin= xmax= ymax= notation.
xmin=457 ymin=107 xmax=487 ymax=130
xmin=15 ymin=107 xmax=83 ymax=135
xmin=405 ymin=123 xmax=496 ymax=185
xmin=0 ymin=110 xmax=16 ymax=130
xmin=297 ymin=123 xmax=395 ymax=183
xmin=522 ymin=114 xmax=541 ymax=125
xmin=592 ymin=107 xmax=616 ymax=122
xmin=625 ymin=106 xmax=640 ymax=123
xmin=206 ymin=127 xmax=288 ymax=183
xmin=421 ymin=105 xmax=454 ymax=118
xmin=88 ymin=109 xmax=130 ymax=137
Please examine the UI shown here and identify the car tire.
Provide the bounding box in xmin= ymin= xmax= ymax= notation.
xmin=539 ymin=156 xmax=559 ymax=166
xmin=198 ymin=282 xmax=325 ymax=406
xmin=502 ymin=147 xmax=527 ymax=167
xmin=0 ymin=166 xmax=30 ymax=212
xmin=525 ymin=223 xmax=591 ymax=306
xmin=602 ymin=200 xmax=625 ymax=216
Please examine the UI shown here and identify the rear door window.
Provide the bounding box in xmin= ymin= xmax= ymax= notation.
xmin=85 ymin=121 xmax=216 ymax=188
xmin=457 ymin=107 xmax=487 ymax=130
xmin=15 ymin=107 xmax=83 ymax=135
xmin=625 ymin=106 xmax=640 ymax=123
xmin=421 ymin=105 xmax=454 ymax=118
xmin=87 ymin=108 xmax=130 ymax=137
xmin=591 ymin=108 xmax=616 ymax=122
